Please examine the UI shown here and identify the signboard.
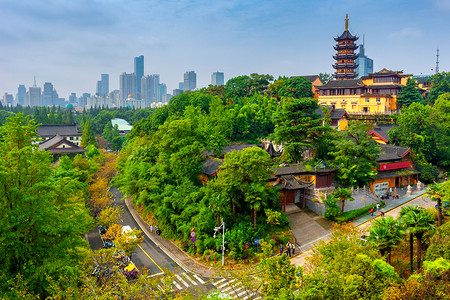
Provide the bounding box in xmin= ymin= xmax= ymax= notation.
xmin=374 ymin=182 xmax=389 ymax=196
xmin=379 ymin=161 xmax=410 ymax=171
xmin=254 ymin=239 xmax=260 ymax=245
xmin=191 ymin=237 xmax=196 ymax=243
xmin=190 ymin=231 xmax=196 ymax=238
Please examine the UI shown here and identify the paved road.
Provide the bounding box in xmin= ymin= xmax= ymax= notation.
xmin=111 ymin=187 xmax=179 ymax=274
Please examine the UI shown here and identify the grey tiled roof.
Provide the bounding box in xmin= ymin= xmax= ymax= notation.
xmin=370 ymin=124 xmax=398 ymax=143
xmin=377 ymin=144 xmax=410 ymax=162
xmin=317 ymin=79 xmax=364 ymax=89
xmin=37 ymin=124 xmax=82 ymax=137
xmin=201 ymin=158 xmax=223 ymax=176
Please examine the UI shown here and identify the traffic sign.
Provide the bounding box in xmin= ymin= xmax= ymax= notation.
xmin=190 ymin=231 xmax=196 ymax=238
xmin=254 ymin=239 xmax=260 ymax=245
xmin=191 ymin=237 xmax=196 ymax=243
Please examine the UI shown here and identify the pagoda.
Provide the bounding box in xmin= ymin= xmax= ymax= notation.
xmin=333 ymin=14 xmax=359 ymax=80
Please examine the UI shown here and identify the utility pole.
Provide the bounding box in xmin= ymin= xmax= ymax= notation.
xmin=214 ymin=218 xmax=225 ymax=266
xmin=436 ymin=48 xmax=440 ymax=74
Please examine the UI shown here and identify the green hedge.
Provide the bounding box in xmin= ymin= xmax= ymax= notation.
xmin=336 ymin=201 xmax=385 ymax=223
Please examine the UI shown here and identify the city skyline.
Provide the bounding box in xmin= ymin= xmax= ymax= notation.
xmin=0 ymin=0 xmax=449 ymax=99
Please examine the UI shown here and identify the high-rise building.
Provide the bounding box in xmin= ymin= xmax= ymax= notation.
xmin=96 ymin=74 xmax=109 ymax=97
xmin=179 ymin=82 xmax=184 ymax=90
xmin=211 ymin=72 xmax=224 ymax=86
xmin=16 ymin=84 xmax=26 ymax=106
xmin=42 ymin=82 xmax=54 ymax=106
xmin=28 ymin=86 xmax=41 ymax=107
xmin=134 ymin=55 xmax=144 ymax=99
xmin=120 ymin=72 xmax=137 ymax=100
xmin=3 ymin=93 xmax=13 ymax=106
xmin=158 ymin=83 xmax=167 ymax=102
xmin=69 ymin=93 xmax=77 ymax=104
xmin=332 ymin=14 xmax=359 ymax=80
xmin=183 ymin=71 xmax=196 ymax=91
xmin=141 ymin=74 xmax=160 ymax=107
xmin=173 ymin=89 xmax=183 ymax=96
xmin=356 ymin=43 xmax=373 ymax=78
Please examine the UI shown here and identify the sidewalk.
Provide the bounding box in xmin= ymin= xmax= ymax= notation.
xmin=125 ymin=196 xmax=219 ymax=278
xmin=291 ymin=188 xmax=431 ymax=266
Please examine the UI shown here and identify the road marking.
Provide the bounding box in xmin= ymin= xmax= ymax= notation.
xmin=172 ymin=280 xmax=182 ymax=290
xmin=175 ymin=274 xmax=189 ymax=288
xmin=138 ymin=244 xmax=164 ymax=273
xmin=193 ymin=274 xmax=205 ymax=284
xmin=182 ymin=273 xmax=198 ymax=285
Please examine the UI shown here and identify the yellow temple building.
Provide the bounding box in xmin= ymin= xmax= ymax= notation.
xmin=317 ymin=68 xmax=411 ymax=114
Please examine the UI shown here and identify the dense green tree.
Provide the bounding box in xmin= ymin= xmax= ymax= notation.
xmin=388 ymin=102 xmax=450 ymax=169
xmin=428 ymin=72 xmax=450 ymax=104
xmin=368 ymin=216 xmax=404 ymax=264
xmin=259 ymin=255 xmax=300 ymax=299
xmin=270 ymin=97 xmax=323 ymax=163
xmin=331 ymin=122 xmax=380 ymax=188
xmin=318 ymin=72 xmax=333 ymax=84
xmin=334 ymin=187 xmax=354 ymax=215
xmin=80 ymin=117 xmax=98 ymax=148
xmin=269 ymin=76 xmax=314 ymax=100
xmin=212 ymin=147 xmax=279 ymax=227
xmin=400 ymin=206 xmax=435 ymax=271
xmin=0 ymin=113 xmax=92 ymax=297
xmin=225 ymin=73 xmax=273 ymax=101
xmin=427 ymin=181 xmax=449 ymax=227
xmin=397 ymin=77 xmax=425 ymax=108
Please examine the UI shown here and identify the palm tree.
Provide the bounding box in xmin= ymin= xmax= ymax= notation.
xmin=367 ymin=216 xmax=404 ymax=264
xmin=427 ymin=181 xmax=448 ymax=227
xmin=400 ymin=206 xmax=435 ymax=271
xmin=334 ymin=187 xmax=354 ymax=215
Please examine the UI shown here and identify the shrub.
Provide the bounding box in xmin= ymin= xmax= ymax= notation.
xmin=417 ymin=162 xmax=440 ymax=183
xmin=336 ymin=203 xmax=377 ymax=223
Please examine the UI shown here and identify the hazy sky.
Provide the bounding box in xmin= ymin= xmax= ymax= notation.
xmin=0 ymin=0 xmax=449 ymax=99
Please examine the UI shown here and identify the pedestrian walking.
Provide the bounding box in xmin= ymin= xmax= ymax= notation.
xmin=292 ymin=243 xmax=295 ymax=255
xmin=369 ymin=208 xmax=374 ymax=217
xmin=150 ymin=225 xmax=154 ymax=233
xmin=376 ymin=203 xmax=380 ymax=212
xmin=280 ymin=244 xmax=284 ymax=255
xmin=286 ymin=242 xmax=291 ymax=257
xmin=381 ymin=208 xmax=385 ymax=217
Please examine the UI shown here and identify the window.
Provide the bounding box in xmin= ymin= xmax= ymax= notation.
xmin=376 ymin=98 xmax=381 ymax=104
xmin=365 ymin=98 xmax=370 ymax=102
xmin=363 ymin=107 xmax=369 ymax=113
xmin=69 ymin=137 xmax=73 ymax=140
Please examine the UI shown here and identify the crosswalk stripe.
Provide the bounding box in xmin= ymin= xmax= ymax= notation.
xmin=193 ymin=274 xmax=205 ymax=284
xmin=212 ymin=278 xmax=226 ymax=287
xmin=175 ymin=274 xmax=189 ymax=288
xmin=218 ymin=278 xmax=235 ymax=289
xmin=172 ymin=280 xmax=182 ymax=290
xmin=182 ymin=273 xmax=198 ymax=285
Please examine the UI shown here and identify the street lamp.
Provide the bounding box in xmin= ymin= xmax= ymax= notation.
xmin=214 ymin=218 xmax=225 ymax=266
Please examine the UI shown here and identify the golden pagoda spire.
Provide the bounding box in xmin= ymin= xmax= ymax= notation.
xmin=345 ymin=13 xmax=349 ymax=31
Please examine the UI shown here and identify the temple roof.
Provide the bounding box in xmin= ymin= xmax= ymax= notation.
xmin=271 ymin=175 xmax=314 ymax=190
xmin=38 ymin=134 xmax=86 ymax=154
xmin=377 ymin=144 xmax=411 ymax=162
xmin=317 ymin=79 xmax=364 ymax=89
xmin=369 ymin=124 xmax=398 ymax=144
xmin=37 ymin=124 xmax=82 ymax=137
xmin=369 ymin=68 xmax=409 ymax=77
xmin=334 ymin=30 xmax=358 ymax=41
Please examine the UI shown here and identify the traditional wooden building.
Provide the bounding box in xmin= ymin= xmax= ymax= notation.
xmin=333 ymin=14 xmax=359 ymax=80
xmin=317 ymin=69 xmax=412 ymax=114
xmin=37 ymin=124 xmax=83 ymax=146
xmin=39 ymin=134 xmax=86 ymax=160
xmin=270 ymin=161 xmax=338 ymax=212
xmin=370 ymin=144 xmax=420 ymax=195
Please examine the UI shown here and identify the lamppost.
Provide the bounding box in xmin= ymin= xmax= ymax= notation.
xmin=214 ymin=218 xmax=225 ymax=266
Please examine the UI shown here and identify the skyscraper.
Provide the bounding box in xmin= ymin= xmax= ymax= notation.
xmin=42 ymin=82 xmax=54 ymax=106
xmin=183 ymin=71 xmax=196 ymax=91
xmin=158 ymin=83 xmax=167 ymax=102
xmin=134 ymin=55 xmax=144 ymax=99
xmin=356 ymin=43 xmax=373 ymax=78
xmin=28 ymin=86 xmax=41 ymax=107
xmin=141 ymin=74 xmax=160 ymax=107
xmin=16 ymin=84 xmax=26 ymax=106
xmin=120 ymin=72 xmax=137 ymax=100
xmin=211 ymin=72 xmax=224 ymax=86
xmin=96 ymin=74 xmax=109 ymax=97
xmin=3 ymin=93 xmax=13 ymax=106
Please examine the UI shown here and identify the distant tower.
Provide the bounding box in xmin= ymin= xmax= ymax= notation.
xmin=333 ymin=14 xmax=359 ymax=80
xmin=42 ymin=82 xmax=54 ymax=106
xmin=120 ymin=72 xmax=137 ymax=101
xmin=17 ymin=84 xmax=26 ymax=106
xmin=28 ymin=77 xmax=41 ymax=107
xmin=356 ymin=37 xmax=373 ymax=78
xmin=134 ymin=55 xmax=144 ymax=99
xmin=184 ymin=71 xmax=196 ymax=91
xmin=211 ymin=72 xmax=224 ymax=86
xmin=96 ymin=74 xmax=109 ymax=97
xmin=436 ymin=48 xmax=439 ymax=74
xmin=141 ymin=74 xmax=160 ymax=107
